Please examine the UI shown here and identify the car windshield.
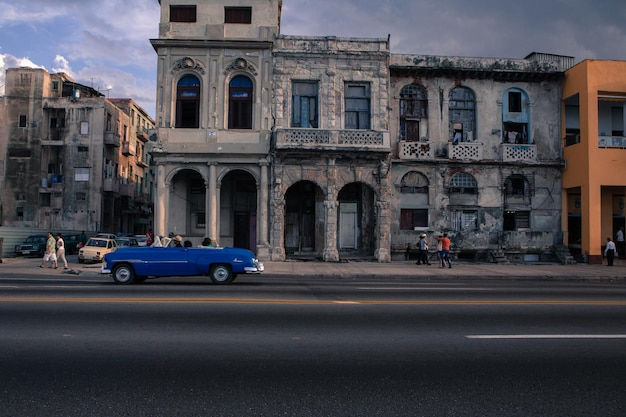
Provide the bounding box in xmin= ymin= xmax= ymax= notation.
xmin=86 ymin=239 xmax=107 ymax=248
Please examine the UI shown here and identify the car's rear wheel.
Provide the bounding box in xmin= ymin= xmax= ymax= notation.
xmin=112 ymin=264 xmax=135 ymax=284
xmin=209 ymin=264 xmax=234 ymax=284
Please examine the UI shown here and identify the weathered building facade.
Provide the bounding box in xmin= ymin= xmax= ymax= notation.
xmin=270 ymin=35 xmax=391 ymax=261
xmin=389 ymin=53 xmax=573 ymax=262
xmin=150 ymin=0 xmax=281 ymax=257
xmin=149 ymin=0 xmax=574 ymax=263
xmin=0 ymin=68 xmax=155 ymax=234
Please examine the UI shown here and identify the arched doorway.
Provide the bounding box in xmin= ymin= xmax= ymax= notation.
xmin=338 ymin=182 xmax=376 ymax=257
xmin=284 ymin=181 xmax=324 ymax=258
xmin=168 ymin=169 xmax=205 ymax=238
xmin=220 ymin=170 xmax=257 ymax=251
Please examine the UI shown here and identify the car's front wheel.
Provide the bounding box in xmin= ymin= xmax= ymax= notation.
xmin=209 ymin=264 xmax=234 ymax=284
xmin=112 ymin=264 xmax=135 ymax=284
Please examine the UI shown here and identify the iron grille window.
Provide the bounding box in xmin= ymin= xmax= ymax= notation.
xmin=451 ymin=210 xmax=478 ymax=231
xmin=449 ymin=173 xmax=478 ymax=194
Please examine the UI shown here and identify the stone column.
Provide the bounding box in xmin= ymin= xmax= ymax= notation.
xmin=323 ymin=200 xmax=340 ymax=262
xmin=270 ymin=199 xmax=286 ymax=261
xmin=257 ymin=159 xmax=270 ymax=259
xmin=206 ymin=162 xmax=217 ymax=240
xmin=154 ymin=163 xmax=169 ymax=238
xmin=375 ymin=200 xmax=391 ymax=262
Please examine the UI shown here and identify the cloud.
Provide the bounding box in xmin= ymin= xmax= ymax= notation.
xmin=0 ymin=53 xmax=46 ymax=95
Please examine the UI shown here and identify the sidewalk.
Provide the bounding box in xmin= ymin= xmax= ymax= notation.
xmin=1 ymin=255 xmax=625 ymax=281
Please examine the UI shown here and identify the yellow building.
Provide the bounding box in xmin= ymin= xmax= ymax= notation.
xmin=563 ymin=60 xmax=626 ymax=263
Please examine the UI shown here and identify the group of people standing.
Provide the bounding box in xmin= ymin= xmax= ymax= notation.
xmin=415 ymin=232 xmax=452 ymax=268
xmin=40 ymin=232 xmax=69 ymax=270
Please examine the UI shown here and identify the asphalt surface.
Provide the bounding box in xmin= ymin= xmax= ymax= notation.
xmin=1 ymin=254 xmax=625 ymax=281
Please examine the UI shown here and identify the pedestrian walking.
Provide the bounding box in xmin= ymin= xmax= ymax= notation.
xmin=605 ymin=237 xmax=616 ymax=266
xmin=40 ymin=232 xmax=57 ymax=269
xmin=56 ymin=233 xmax=69 ymax=269
xmin=437 ymin=233 xmax=452 ymax=268
xmin=616 ymin=226 xmax=624 ymax=259
xmin=416 ymin=233 xmax=431 ymax=265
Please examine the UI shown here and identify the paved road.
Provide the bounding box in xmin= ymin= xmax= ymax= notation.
xmin=1 ymin=275 xmax=626 ymax=416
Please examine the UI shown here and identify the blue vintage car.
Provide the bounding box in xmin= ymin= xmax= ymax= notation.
xmin=101 ymin=237 xmax=263 ymax=285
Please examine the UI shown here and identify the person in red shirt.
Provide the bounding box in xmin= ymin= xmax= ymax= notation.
xmin=437 ymin=233 xmax=452 ymax=268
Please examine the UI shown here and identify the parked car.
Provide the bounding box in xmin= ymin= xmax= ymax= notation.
xmin=15 ymin=235 xmax=48 ymax=257
xmin=63 ymin=234 xmax=81 ymax=255
xmin=78 ymin=237 xmax=117 ymax=263
xmin=95 ymin=233 xmax=117 ymax=239
xmin=115 ymin=237 xmax=139 ymax=248
xmin=101 ymin=237 xmax=264 ymax=285
xmin=134 ymin=235 xmax=148 ymax=247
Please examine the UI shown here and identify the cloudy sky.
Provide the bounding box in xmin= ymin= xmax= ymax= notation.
xmin=1 ymin=0 xmax=625 ymax=118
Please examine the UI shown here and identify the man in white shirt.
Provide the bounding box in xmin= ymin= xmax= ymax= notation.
xmin=605 ymin=237 xmax=616 ymax=266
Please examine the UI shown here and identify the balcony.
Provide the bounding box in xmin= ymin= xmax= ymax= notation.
xmin=119 ymin=181 xmax=136 ymax=197
xmin=448 ymin=142 xmax=483 ymax=161
xmin=398 ymin=141 xmax=434 ymax=160
xmin=275 ymin=128 xmax=390 ymax=152
xmin=598 ymin=136 xmax=626 ymax=149
xmin=122 ymin=141 xmax=136 ymax=156
xmin=41 ymin=128 xmax=66 ymax=146
xmin=501 ymin=143 xmax=537 ymax=162
xmin=136 ymin=127 xmax=150 ymax=142
xmin=103 ymin=178 xmax=120 ymax=193
xmin=104 ymin=131 xmax=120 ymax=147
xmin=136 ymin=156 xmax=149 ymax=168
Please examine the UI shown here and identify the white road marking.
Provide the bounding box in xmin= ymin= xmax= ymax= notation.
xmin=359 ymin=287 xmax=493 ymax=291
xmin=466 ymin=334 xmax=626 ymax=339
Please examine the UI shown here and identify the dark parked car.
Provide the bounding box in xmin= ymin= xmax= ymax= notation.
xmin=115 ymin=237 xmax=139 ymax=248
xmin=15 ymin=235 xmax=48 ymax=257
xmin=63 ymin=234 xmax=81 ymax=255
xmin=101 ymin=237 xmax=264 ymax=285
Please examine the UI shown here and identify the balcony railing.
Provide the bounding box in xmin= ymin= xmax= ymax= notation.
xmin=598 ymin=136 xmax=626 ymax=149
xmin=122 ymin=141 xmax=136 ymax=156
xmin=398 ymin=141 xmax=434 ymax=160
xmin=275 ymin=128 xmax=390 ymax=151
xmin=136 ymin=127 xmax=150 ymax=142
xmin=501 ymin=143 xmax=537 ymax=162
xmin=103 ymin=178 xmax=120 ymax=193
xmin=104 ymin=131 xmax=120 ymax=147
xmin=449 ymin=142 xmax=483 ymax=161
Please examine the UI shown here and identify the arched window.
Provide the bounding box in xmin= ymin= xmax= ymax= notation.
xmin=449 ymin=173 xmax=477 ymax=194
xmin=229 ymin=75 xmax=253 ymax=129
xmin=449 ymin=87 xmax=476 ymax=142
xmin=400 ymin=84 xmax=427 ymax=141
xmin=176 ymin=75 xmax=200 ymax=128
xmin=400 ymin=171 xmax=429 ymax=193
xmin=502 ymin=88 xmax=531 ymax=143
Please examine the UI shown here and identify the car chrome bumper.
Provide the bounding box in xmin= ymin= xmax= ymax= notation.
xmin=245 ymin=262 xmax=264 ymax=273
xmin=101 ymin=265 xmax=111 ymax=274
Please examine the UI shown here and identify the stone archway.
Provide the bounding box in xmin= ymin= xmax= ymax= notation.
xmin=167 ymin=168 xmax=205 ymax=238
xmin=284 ymin=180 xmax=325 ymax=259
xmin=337 ymin=182 xmax=376 ymax=258
xmin=220 ymin=169 xmax=258 ymax=251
